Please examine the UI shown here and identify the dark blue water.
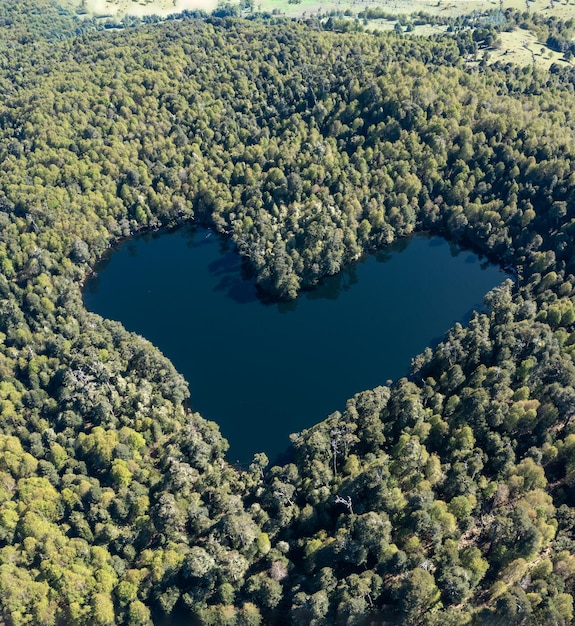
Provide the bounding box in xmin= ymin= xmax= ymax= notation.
xmin=83 ymin=226 xmax=506 ymax=464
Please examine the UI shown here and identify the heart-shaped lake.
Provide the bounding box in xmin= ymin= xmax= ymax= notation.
xmin=83 ymin=226 xmax=507 ymax=464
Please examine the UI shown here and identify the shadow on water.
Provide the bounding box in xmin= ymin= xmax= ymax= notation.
xmin=209 ymin=251 xmax=260 ymax=305
xmin=427 ymin=236 xmax=446 ymax=248
xmin=278 ymin=239 xmax=411 ymax=310
xmin=426 ymin=301 xmax=487 ymax=356
xmin=303 ymin=263 xmax=360 ymax=303
xmin=182 ymin=226 xmax=262 ymax=305
xmin=195 ymin=229 xmax=415 ymax=310
xmin=270 ymin=443 xmax=295 ymax=467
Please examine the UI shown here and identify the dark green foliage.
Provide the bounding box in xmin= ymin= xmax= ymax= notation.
xmin=1 ymin=2 xmax=575 ymax=624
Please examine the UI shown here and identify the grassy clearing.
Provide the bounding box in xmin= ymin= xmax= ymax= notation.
xmin=75 ymin=0 xmax=218 ymax=19
xmin=74 ymin=0 xmax=575 ymax=20
xmin=488 ymin=27 xmax=570 ymax=69
xmin=70 ymin=0 xmax=575 ymax=69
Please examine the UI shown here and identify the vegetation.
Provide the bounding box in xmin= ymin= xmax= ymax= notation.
xmin=1 ymin=2 xmax=575 ymax=624
xmin=0 ymin=0 xmax=99 ymax=43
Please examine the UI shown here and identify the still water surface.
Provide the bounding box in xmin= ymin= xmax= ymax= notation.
xmin=83 ymin=226 xmax=506 ymax=464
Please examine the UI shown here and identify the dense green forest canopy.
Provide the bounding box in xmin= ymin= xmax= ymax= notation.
xmin=2 ymin=2 xmax=575 ymax=624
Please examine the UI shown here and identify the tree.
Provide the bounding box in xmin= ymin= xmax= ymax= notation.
xmin=399 ymin=569 xmax=441 ymax=621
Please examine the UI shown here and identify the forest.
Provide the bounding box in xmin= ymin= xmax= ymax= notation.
xmin=2 ymin=0 xmax=575 ymax=624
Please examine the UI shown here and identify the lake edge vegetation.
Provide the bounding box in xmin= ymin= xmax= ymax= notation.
xmin=2 ymin=2 xmax=575 ymax=624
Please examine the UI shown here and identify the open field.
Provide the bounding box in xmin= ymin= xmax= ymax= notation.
xmin=74 ymin=0 xmax=575 ymax=20
xmin=489 ymin=26 xmax=569 ymax=69
xmin=68 ymin=0 xmax=575 ymax=69
xmin=272 ymin=0 xmax=575 ymax=23
xmin=75 ymin=0 xmax=219 ymax=18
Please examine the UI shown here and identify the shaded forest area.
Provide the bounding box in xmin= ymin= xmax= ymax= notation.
xmin=2 ymin=2 xmax=575 ymax=624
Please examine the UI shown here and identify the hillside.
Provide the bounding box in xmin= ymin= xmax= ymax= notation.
xmin=1 ymin=4 xmax=575 ymax=625
xmin=63 ymin=0 xmax=575 ymax=68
